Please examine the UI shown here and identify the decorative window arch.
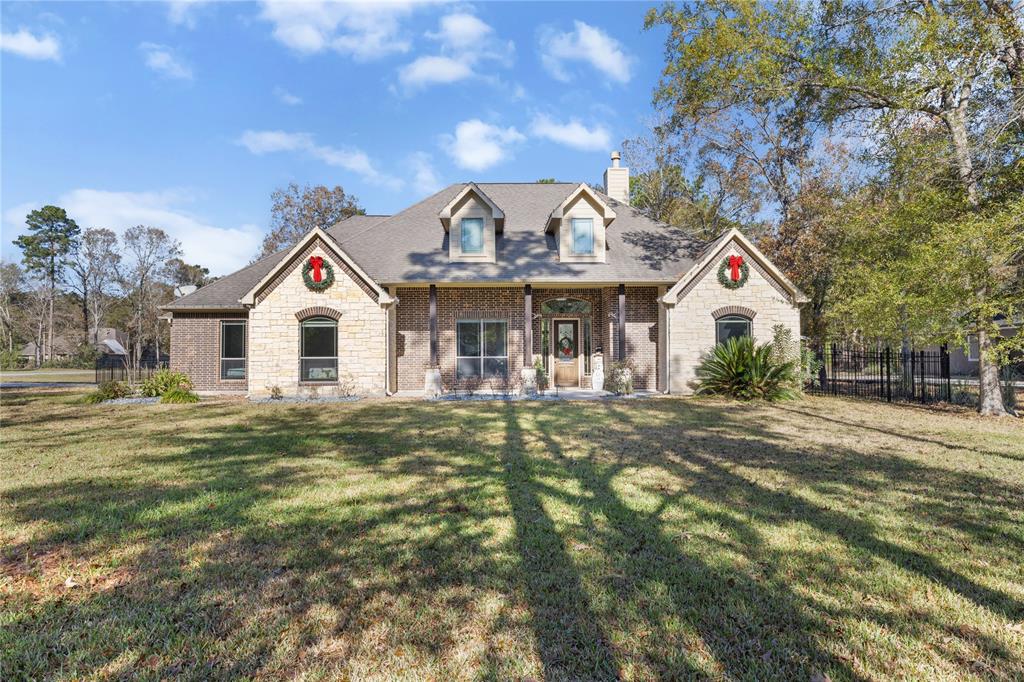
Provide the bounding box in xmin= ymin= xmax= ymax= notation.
xmin=295 ymin=306 xmax=342 ymax=321
xmin=716 ymin=314 xmax=752 ymax=345
xmin=711 ymin=305 xmax=757 ymax=321
xmin=300 ymin=316 xmax=338 ymax=382
xmin=540 ymin=298 xmax=592 ymax=315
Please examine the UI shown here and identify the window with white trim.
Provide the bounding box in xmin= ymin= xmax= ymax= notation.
xmin=571 ymin=218 xmax=594 ymax=255
xmin=716 ymin=315 xmax=751 ymax=344
xmin=967 ymin=334 xmax=980 ymax=361
xmin=300 ymin=317 xmax=338 ymax=382
xmin=456 ymin=320 xmax=508 ymax=378
xmin=460 ymin=218 xmax=484 ymax=254
xmin=220 ymin=321 xmax=246 ymax=380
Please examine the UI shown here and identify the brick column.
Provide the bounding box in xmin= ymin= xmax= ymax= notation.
xmin=523 ymin=284 xmax=532 ymax=367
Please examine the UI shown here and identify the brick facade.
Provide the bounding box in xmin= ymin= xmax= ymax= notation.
xmin=169 ymin=312 xmax=249 ymax=392
xmin=393 ymin=285 xmax=660 ymax=392
xmin=668 ymin=242 xmax=801 ymax=394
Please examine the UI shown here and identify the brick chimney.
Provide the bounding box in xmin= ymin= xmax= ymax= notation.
xmin=603 ymin=151 xmax=629 ymax=205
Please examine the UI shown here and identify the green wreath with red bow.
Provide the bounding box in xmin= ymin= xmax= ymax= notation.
xmin=717 ymin=255 xmax=749 ymax=290
xmin=303 ymin=255 xmax=335 ymax=291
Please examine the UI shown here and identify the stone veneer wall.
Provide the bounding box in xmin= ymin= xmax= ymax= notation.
xmin=248 ymin=240 xmax=387 ymax=397
xmin=668 ymin=241 xmax=800 ymax=394
xmin=169 ymin=311 xmax=249 ymax=392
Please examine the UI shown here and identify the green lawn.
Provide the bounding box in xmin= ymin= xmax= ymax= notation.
xmin=2 ymin=389 xmax=1022 ymax=681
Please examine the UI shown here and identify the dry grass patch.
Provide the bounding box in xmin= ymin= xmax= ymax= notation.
xmin=1 ymin=388 xmax=1023 ymax=680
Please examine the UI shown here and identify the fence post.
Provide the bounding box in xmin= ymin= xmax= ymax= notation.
xmin=941 ymin=344 xmax=950 ymax=402
xmin=885 ymin=346 xmax=892 ymax=402
xmin=830 ymin=342 xmax=837 ymax=396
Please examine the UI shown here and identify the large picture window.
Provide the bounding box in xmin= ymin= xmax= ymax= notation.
xmin=716 ymin=315 xmax=751 ymax=345
xmin=571 ymin=218 xmax=594 ymax=255
xmin=220 ymin=321 xmax=246 ymax=380
xmin=460 ymin=217 xmax=484 ymax=253
xmin=457 ymin=320 xmax=508 ymax=378
xmin=300 ymin=317 xmax=338 ymax=382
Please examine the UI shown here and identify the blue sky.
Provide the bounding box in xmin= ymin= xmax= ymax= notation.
xmin=2 ymin=1 xmax=668 ymax=274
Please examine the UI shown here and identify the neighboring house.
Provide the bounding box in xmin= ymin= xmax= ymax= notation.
xmin=944 ymin=316 xmax=1021 ymax=377
xmin=18 ymin=328 xmax=127 ymax=366
xmin=162 ymin=153 xmax=807 ymax=397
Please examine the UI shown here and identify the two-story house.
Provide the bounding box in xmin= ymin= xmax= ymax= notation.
xmin=162 ymin=153 xmax=806 ymax=397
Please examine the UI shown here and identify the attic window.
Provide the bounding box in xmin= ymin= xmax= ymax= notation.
xmin=571 ymin=218 xmax=594 ymax=255
xmin=461 ymin=218 xmax=484 ymax=253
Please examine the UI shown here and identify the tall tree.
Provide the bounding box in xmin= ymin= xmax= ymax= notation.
xmin=0 ymin=261 xmax=25 ymax=353
xmin=167 ymin=258 xmax=212 ymax=288
xmin=12 ymin=206 xmax=80 ymax=362
xmin=623 ymin=120 xmax=763 ymax=240
xmin=256 ymin=183 xmax=364 ymax=258
xmin=67 ymin=228 xmax=121 ymax=342
xmin=118 ymin=226 xmax=181 ymax=365
xmin=806 ymin=0 xmax=1024 ymax=414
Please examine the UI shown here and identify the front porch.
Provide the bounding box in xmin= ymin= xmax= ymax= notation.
xmin=392 ymin=284 xmax=663 ymax=395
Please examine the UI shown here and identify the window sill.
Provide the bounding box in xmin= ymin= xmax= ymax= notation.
xmin=299 ymin=380 xmax=339 ymax=386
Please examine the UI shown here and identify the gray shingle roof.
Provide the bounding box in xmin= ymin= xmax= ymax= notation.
xmin=164 ymin=185 xmax=704 ymax=311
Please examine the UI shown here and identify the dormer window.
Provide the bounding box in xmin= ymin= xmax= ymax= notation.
xmin=571 ymin=218 xmax=594 ymax=255
xmin=461 ymin=218 xmax=484 ymax=254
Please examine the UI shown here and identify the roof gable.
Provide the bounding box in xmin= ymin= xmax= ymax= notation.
xmin=439 ymin=183 xmax=505 ymax=232
xmin=546 ymin=184 xmax=615 ymax=233
xmin=239 ymin=227 xmax=391 ymax=306
xmin=663 ymin=228 xmax=808 ymax=305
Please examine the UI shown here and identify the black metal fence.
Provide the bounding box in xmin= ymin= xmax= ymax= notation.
xmin=95 ymin=356 xmax=167 ymax=384
xmin=805 ymin=344 xmax=1021 ymax=409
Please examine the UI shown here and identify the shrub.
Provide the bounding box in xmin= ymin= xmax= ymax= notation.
xmin=140 ymin=369 xmax=193 ymax=397
xmin=83 ymin=381 xmax=134 ymax=404
xmin=533 ymin=357 xmax=549 ymax=392
xmin=604 ymin=359 xmax=636 ymax=395
xmin=160 ymin=387 xmax=200 ymax=404
xmin=695 ymin=336 xmax=799 ymax=401
xmin=0 ymin=349 xmax=23 ymax=370
xmin=268 ymin=384 xmax=284 ymax=400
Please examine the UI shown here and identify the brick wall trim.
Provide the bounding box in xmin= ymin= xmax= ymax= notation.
xmin=295 ymin=306 xmax=343 ymax=321
xmin=711 ymin=305 xmax=757 ymax=320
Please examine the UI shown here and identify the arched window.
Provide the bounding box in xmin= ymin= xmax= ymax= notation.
xmin=540 ymin=298 xmax=592 ymax=315
xmin=300 ymin=317 xmax=337 ymax=382
xmin=716 ymin=315 xmax=751 ymax=345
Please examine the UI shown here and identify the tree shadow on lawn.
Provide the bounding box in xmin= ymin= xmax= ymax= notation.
xmin=3 ymin=398 xmax=1023 ymax=680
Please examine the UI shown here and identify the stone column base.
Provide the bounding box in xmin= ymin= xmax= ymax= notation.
xmin=520 ymin=367 xmax=538 ymax=395
xmin=424 ymin=368 xmax=442 ymax=397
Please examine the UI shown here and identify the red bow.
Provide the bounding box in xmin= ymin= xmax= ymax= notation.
xmin=728 ymin=255 xmax=744 ymax=282
xmin=309 ymin=256 xmax=324 ymax=283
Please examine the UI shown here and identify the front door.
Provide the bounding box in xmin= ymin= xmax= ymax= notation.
xmin=553 ymin=319 xmax=580 ymax=387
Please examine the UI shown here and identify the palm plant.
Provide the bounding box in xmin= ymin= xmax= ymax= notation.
xmin=695 ymin=336 xmax=799 ymax=401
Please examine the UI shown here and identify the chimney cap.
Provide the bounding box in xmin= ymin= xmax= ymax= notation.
xmin=610 ymin=150 xmax=621 ymax=167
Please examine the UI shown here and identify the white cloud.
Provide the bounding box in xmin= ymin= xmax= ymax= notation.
xmin=397 ymin=11 xmax=513 ymax=91
xmin=426 ymin=12 xmax=492 ymax=49
xmin=139 ymin=43 xmax=193 ymax=80
xmin=441 ymin=119 xmax=525 ymax=172
xmin=399 ymin=55 xmax=473 ymax=88
xmin=237 ymin=129 xmax=403 ymax=189
xmin=258 ymin=1 xmax=418 ymax=61
xmin=273 ymin=86 xmax=303 ymax=105
xmin=539 ymin=20 xmax=633 ymax=84
xmin=0 ymin=28 xmax=61 ymax=61
xmin=409 ymin=152 xmax=442 ymax=195
xmin=530 ymin=114 xmax=611 ymax=152
xmin=167 ymin=0 xmax=207 ymax=29
xmin=4 ymin=190 xmax=262 ymax=276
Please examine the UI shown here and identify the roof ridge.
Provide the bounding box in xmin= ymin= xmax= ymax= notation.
xmin=339 ymin=183 xmax=463 ymax=247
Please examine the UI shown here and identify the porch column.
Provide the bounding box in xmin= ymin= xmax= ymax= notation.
xmin=617 ymin=283 xmax=626 ymax=361
xmin=428 ymin=284 xmax=438 ymax=367
xmin=523 ymin=284 xmax=532 ymax=366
